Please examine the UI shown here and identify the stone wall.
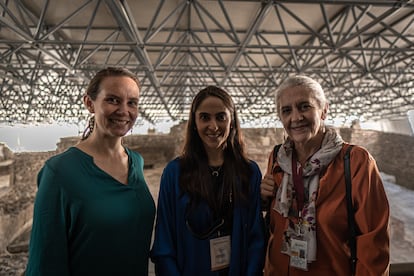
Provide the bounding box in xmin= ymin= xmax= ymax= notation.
xmin=123 ymin=134 xmax=177 ymax=169
xmin=339 ymin=128 xmax=414 ymax=190
xmin=0 ymin=143 xmax=15 ymax=198
xmin=0 ymin=151 xmax=54 ymax=252
xmin=12 ymin=152 xmax=55 ymax=188
xmin=243 ymin=128 xmax=282 ymax=173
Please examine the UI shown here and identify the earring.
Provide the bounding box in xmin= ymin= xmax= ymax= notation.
xmin=81 ymin=115 xmax=95 ymax=140
xmin=89 ymin=116 xmax=95 ymax=133
xmin=90 ymin=115 xmax=95 ymax=128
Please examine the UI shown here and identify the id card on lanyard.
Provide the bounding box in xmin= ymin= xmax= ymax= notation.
xmin=290 ymin=152 xmax=308 ymax=271
xmin=210 ymin=235 xmax=231 ymax=271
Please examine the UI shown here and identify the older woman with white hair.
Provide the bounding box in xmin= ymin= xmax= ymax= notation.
xmin=261 ymin=75 xmax=390 ymax=275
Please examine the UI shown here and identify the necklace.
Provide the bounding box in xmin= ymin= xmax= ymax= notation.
xmin=209 ymin=166 xmax=222 ymax=177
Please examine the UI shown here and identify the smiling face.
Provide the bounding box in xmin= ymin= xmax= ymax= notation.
xmin=195 ymin=96 xmax=232 ymax=153
xmin=278 ymin=85 xmax=327 ymax=146
xmin=84 ymin=76 xmax=139 ymax=138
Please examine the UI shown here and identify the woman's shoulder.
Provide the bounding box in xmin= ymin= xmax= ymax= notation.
xmin=39 ymin=147 xmax=87 ymax=183
xmin=342 ymin=143 xmax=374 ymax=162
xmin=125 ymin=147 xmax=141 ymax=156
xmin=163 ymin=157 xmax=181 ymax=172
xmin=247 ymin=159 xmax=261 ymax=171
xmin=125 ymin=147 xmax=144 ymax=162
xmin=158 ymin=158 xmax=181 ymax=192
xmin=45 ymin=147 xmax=84 ymax=167
xmin=246 ymin=159 xmax=262 ymax=181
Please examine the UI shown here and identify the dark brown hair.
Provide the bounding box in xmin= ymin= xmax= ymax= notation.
xmin=180 ymin=85 xmax=252 ymax=209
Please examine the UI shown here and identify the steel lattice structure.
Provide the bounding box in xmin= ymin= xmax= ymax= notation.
xmin=0 ymin=0 xmax=413 ymax=128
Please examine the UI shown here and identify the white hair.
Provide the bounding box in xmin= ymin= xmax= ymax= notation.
xmin=275 ymin=75 xmax=328 ymax=117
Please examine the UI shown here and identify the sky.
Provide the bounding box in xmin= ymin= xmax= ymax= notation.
xmin=0 ymin=123 xmax=82 ymax=152
xmin=0 ymin=120 xmax=176 ymax=152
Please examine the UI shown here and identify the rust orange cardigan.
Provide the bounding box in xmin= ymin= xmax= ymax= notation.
xmin=264 ymin=144 xmax=390 ymax=276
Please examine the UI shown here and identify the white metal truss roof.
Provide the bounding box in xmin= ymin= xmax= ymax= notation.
xmin=0 ymin=0 xmax=413 ymax=127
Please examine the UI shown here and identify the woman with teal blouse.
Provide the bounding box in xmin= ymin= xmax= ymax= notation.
xmin=26 ymin=67 xmax=156 ymax=275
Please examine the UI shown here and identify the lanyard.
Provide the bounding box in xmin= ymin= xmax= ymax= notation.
xmin=292 ymin=151 xmax=305 ymax=216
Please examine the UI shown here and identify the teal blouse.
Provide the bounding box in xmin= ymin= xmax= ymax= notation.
xmin=26 ymin=147 xmax=156 ymax=276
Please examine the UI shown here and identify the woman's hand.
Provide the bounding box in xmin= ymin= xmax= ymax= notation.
xmin=261 ymin=173 xmax=275 ymax=200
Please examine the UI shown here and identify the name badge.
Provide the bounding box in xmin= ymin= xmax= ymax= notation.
xmin=290 ymin=238 xmax=308 ymax=271
xmin=210 ymin=235 xmax=231 ymax=271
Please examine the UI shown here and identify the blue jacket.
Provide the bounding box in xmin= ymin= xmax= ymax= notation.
xmin=151 ymin=158 xmax=265 ymax=276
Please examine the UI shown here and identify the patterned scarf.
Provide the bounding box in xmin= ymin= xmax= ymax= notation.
xmin=273 ymin=127 xmax=343 ymax=263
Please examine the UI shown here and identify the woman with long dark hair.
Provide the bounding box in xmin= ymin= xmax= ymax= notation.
xmin=151 ymin=85 xmax=265 ymax=275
